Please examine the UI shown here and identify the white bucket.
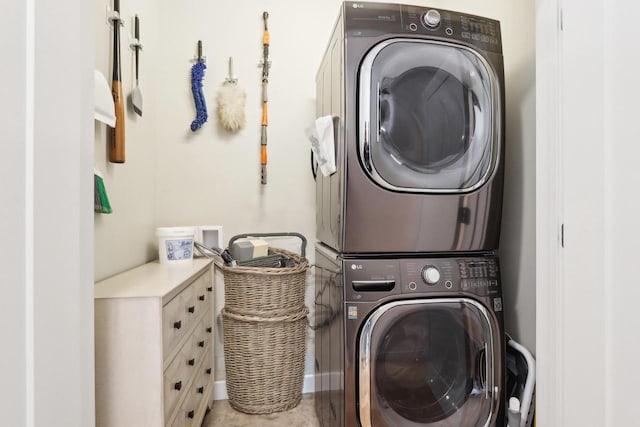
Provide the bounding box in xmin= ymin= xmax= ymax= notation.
xmin=156 ymin=227 xmax=196 ymax=264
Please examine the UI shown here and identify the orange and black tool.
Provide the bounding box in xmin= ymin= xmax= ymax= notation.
xmin=260 ymin=11 xmax=270 ymax=184
xmin=109 ymin=0 xmax=126 ymax=163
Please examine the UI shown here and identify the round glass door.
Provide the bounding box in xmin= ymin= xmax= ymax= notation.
xmin=359 ymin=39 xmax=500 ymax=193
xmin=358 ymin=299 xmax=497 ymax=427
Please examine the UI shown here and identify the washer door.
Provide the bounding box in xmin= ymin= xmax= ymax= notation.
xmin=358 ymin=298 xmax=499 ymax=427
xmin=359 ymin=39 xmax=500 ymax=193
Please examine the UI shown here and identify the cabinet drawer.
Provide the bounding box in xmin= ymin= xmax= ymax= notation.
xmin=191 ymin=317 xmax=212 ymax=359
xmin=195 ymin=272 xmax=213 ymax=308
xmin=164 ymin=309 xmax=212 ymax=423
xmin=180 ymin=348 xmax=212 ymax=427
xmin=168 ymin=408 xmax=186 ymax=427
xmin=162 ymin=275 xmax=204 ymax=356
xmin=163 ymin=348 xmax=191 ymax=421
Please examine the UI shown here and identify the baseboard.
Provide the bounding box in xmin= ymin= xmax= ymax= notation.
xmin=213 ymin=374 xmax=316 ymax=401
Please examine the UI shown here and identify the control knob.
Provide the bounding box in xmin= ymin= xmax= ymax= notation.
xmin=423 ymin=9 xmax=441 ymax=28
xmin=422 ymin=266 xmax=441 ymax=285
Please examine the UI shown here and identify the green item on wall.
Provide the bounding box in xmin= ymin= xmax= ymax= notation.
xmin=94 ymin=172 xmax=112 ymax=214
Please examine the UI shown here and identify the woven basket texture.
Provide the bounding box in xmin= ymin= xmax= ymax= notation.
xmin=219 ymin=247 xmax=309 ymax=316
xmin=222 ymin=307 xmax=309 ymax=414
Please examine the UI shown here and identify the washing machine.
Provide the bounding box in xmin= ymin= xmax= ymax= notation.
xmin=315 ymin=2 xmax=505 ymax=254
xmin=314 ymin=244 xmax=505 ymax=427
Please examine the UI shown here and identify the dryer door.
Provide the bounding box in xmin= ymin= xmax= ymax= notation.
xmin=358 ymin=298 xmax=499 ymax=427
xmin=359 ymin=39 xmax=500 ymax=193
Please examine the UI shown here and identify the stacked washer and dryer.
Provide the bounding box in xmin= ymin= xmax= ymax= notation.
xmin=313 ymin=2 xmax=506 ymax=426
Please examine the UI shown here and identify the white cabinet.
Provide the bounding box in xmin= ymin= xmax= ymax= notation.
xmin=95 ymin=259 xmax=214 ymax=427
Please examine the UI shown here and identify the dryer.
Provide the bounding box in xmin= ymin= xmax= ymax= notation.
xmin=315 ymin=2 xmax=505 ymax=254
xmin=314 ymin=243 xmax=506 ymax=427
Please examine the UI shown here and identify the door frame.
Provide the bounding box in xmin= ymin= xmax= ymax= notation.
xmin=537 ymin=0 xmax=610 ymax=424
xmin=536 ymin=0 xmax=564 ymax=424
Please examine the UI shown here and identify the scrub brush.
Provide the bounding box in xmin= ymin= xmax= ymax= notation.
xmin=94 ymin=169 xmax=112 ymax=214
xmin=216 ymin=57 xmax=246 ymax=132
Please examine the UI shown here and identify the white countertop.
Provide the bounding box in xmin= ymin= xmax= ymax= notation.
xmin=94 ymin=258 xmax=213 ymax=301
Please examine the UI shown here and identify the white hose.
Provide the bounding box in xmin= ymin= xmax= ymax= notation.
xmin=508 ymin=339 xmax=536 ymax=427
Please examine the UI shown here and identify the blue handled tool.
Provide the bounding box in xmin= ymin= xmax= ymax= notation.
xmin=190 ymin=40 xmax=208 ymax=132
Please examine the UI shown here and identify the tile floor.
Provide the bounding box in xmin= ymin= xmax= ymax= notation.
xmin=203 ymin=393 xmax=320 ymax=427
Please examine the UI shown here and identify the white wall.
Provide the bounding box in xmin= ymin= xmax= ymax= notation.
xmin=2 ymin=2 xmax=27 ymax=425
xmin=94 ymin=0 xmax=535 ymax=388
xmin=94 ymin=0 xmax=162 ymax=281
xmin=1 ymin=1 xmax=95 ymax=426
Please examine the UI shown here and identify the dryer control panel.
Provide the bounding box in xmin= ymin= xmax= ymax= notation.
xmin=344 ymin=2 xmax=502 ymax=54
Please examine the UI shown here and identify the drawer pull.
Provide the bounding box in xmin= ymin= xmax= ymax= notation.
xmin=188 ymin=358 xmax=195 ymax=366
xmin=206 ymin=327 xmax=212 ymax=333
xmin=198 ymin=340 xmax=205 ymax=347
xmin=207 ymin=286 xmax=212 ymax=292
xmin=188 ymin=306 xmax=195 ymax=314
xmin=206 ymin=368 xmax=212 ymax=375
xmin=187 ymin=410 xmax=195 ymax=419
xmin=174 ymin=381 xmax=182 ymax=391
xmin=197 ymin=386 xmax=204 ymax=394
xmin=198 ymin=295 xmax=205 ymax=301
xmin=173 ymin=320 xmax=182 ymax=330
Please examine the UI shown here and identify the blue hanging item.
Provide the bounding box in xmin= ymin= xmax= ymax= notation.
xmin=190 ymin=40 xmax=208 ymax=132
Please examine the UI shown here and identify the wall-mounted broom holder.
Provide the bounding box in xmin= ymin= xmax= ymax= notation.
xmin=129 ymin=15 xmax=143 ymax=51
xmin=192 ymin=40 xmax=206 ymax=63
xmin=106 ymin=7 xmax=124 ymax=28
xmin=129 ymin=39 xmax=143 ymax=51
xmin=226 ymin=57 xmax=237 ymax=84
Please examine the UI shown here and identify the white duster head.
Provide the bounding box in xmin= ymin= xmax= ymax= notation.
xmin=217 ymin=81 xmax=246 ymax=132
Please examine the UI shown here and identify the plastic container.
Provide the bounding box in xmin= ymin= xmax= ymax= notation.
xmin=156 ymin=227 xmax=196 ymax=264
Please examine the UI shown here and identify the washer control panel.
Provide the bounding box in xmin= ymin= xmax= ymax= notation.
xmin=344 ymin=255 xmax=501 ymax=301
xmin=401 ymin=257 xmax=500 ymax=297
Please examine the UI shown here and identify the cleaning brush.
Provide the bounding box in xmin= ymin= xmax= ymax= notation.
xmin=190 ymin=41 xmax=208 ymax=132
xmin=217 ymin=57 xmax=246 ymax=132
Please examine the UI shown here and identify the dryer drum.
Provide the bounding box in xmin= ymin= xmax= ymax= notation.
xmin=379 ymin=66 xmax=475 ymax=173
xmin=374 ymin=309 xmax=474 ymax=423
xmin=363 ymin=39 xmax=496 ymax=193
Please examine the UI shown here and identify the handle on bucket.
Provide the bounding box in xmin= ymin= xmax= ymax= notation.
xmin=228 ymin=232 xmax=307 ymax=258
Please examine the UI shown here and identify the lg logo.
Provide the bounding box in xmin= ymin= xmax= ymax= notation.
xmin=351 ymin=264 xmax=363 ymax=270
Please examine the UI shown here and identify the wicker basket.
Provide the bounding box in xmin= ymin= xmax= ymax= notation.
xmin=219 ymin=247 xmax=309 ymax=316
xmin=222 ymin=307 xmax=309 ymax=414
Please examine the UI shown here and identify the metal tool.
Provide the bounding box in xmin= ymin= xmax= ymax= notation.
xmin=131 ymin=14 xmax=143 ymax=117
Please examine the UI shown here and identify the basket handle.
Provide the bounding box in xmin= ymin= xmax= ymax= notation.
xmin=228 ymin=232 xmax=307 ymax=258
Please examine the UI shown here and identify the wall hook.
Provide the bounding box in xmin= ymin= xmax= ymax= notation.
xmin=193 ymin=40 xmax=206 ymax=63
xmin=106 ymin=7 xmax=124 ymax=28
xmin=129 ymin=15 xmax=143 ymax=52
xmin=226 ymin=57 xmax=237 ymax=84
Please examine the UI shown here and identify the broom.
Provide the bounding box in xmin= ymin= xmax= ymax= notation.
xmin=216 ymin=57 xmax=246 ymax=132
